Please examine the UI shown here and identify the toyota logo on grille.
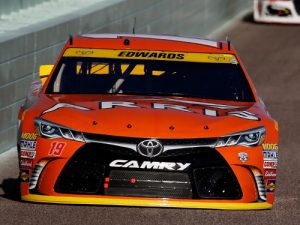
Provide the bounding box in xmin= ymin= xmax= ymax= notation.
xmin=137 ymin=139 xmax=163 ymax=158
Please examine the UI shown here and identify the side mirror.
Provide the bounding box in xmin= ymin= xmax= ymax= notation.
xmin=39 ymin=65 xmax=54 ymax=85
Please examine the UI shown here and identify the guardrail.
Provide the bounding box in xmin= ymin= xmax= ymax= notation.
xmin=0 ymin=0 xmax=251 ymax=154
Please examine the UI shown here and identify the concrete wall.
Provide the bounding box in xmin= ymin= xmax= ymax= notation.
xmin=0 ymin=0 xmax=252 ymax=154
xmin=0 ymin=0 xmax=51 ymax=15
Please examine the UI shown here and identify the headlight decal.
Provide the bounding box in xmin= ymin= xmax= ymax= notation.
xmin=35 ymin=118 xmax=85 ymax=142
xmin=216 ymin=126 xmax=265 ymax=147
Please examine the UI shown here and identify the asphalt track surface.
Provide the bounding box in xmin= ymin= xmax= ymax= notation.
xmin=0 ymin=13 xmax=299 ymax=225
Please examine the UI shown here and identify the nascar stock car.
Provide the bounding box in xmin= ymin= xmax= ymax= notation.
xmin=254 ymin=0 xmax=300 ymax=24
xmin=18 ymin=34 xmax=278 ymax=210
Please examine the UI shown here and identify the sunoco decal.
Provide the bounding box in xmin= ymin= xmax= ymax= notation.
xmin=19 ymin=169 xmax=29 ymax=182
xmin=266 ymin=180 xmax=276 ymax=192
xmin=109 ymin=159 xmax=190 ymax=171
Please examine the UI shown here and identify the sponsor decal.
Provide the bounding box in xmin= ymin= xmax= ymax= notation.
xmin=264 ymin=169 xmax=277 ymax=178
xmin=49 ymin=142 xmax=66 ymax=157
xmin=134 ymin=97 xmax=243 ymax=109
xmin=19 ymin=169 xmax=29 ymax=182
xmin=263 ymin=160 xmax=277 ymax=169
xmin=21 ymin=132 xmax=37 ymax=140
xmin=263 ymin=150 xmax=278 ymax=160
xmin=228 ymin=111 xmax=260 ymax=121
xmin=266 ymin=180 xmax=276 ymax=192
xmin=20 ymin=159 xmax=33 ymax=168
xmin=109 ymin=159 xmax=190 ymax=171
xmin=262 ymin=143 xmax=278 ymax=151
xmin=20 ymin=140 xmax=36 ymax=151
xmin=75 ymin=50 xmax=94 ymax=55
xmin=42 ymin=103 xmax=91 ymax=115
xmin=118 ymin=51 xmax=185 ymax=60
xmin=238 ymin=152 xmax=248 ymax=163
xmin=64 ymin=48 xmax=238 ymax=64
xmin=20 ymin=150 xmax=36 ymax=159
xmin=99 ymin=101 xmax=243 ymax=115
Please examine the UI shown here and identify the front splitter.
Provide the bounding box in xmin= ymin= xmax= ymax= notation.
xmin=22 ymin=194 xmax=272 ymax=210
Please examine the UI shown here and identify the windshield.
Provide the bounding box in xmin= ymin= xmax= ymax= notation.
xmin=46 ymin=52 xmax=255 ymax=102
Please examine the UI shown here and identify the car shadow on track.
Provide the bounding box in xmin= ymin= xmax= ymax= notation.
xmin=0 ymin=178 xmax=20 ymax=201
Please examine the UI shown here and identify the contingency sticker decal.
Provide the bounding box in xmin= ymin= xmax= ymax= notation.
xmin=20 ymin=132 xmax=37 ymax=162
xmin=263 ymin=143 xmax=278 ymax=170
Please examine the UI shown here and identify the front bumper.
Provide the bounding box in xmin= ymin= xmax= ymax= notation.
xmin=22 ymin=194 xmax=272 ymax=210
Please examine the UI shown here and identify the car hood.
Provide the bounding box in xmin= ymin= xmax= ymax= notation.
xmin=38 ymin=94 xmax=265 ymax=138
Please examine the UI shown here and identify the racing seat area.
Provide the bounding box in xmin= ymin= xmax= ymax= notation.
xmin=61 ymin=75 xmax=117 ymax=93
xmin=59 ymin=61 xmax=117 ymax=93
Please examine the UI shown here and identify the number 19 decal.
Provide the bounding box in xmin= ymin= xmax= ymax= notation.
xmin=49 ymin=142 xmax=66 ymax=156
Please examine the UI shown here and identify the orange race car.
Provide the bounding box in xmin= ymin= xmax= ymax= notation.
xmin=17 ymin=34 xmax=279 ymax=210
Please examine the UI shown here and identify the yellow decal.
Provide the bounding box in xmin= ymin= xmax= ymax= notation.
xmin=63 ymin=48 xmax=238 ymax=64
xmin=21 ymin=132 xmax=37 ymax=140
xmin=262 ymin=143 xmax=278 ymax=151
xmin=39 ymin=65 xmax=54 ymax=85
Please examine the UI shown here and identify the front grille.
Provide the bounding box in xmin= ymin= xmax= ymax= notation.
xmin=105 ymin=170 xmax=192 ymax=198
xmin=54 ymin=142 xmax=242 ymax=199
xmin=55 ymin=160 xmax=105 ymax=194
xmin=193 ymin=167 xmax=242 ymax=199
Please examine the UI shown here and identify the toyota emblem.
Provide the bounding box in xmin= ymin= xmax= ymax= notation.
xmin=137 ymin=139 xmax=163 ymax=158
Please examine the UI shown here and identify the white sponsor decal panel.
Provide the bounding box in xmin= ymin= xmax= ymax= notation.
xmin=264 ymin=170 xmax=277 ymax=178
xmin=20 ymin=159 xmax=33 ymax=168
xmin=263 ymin=160 xmax=277 ymax=169
xmin=20 ymin=150 xmax=36 ymax=159
xmin=20 ymin=140 xmax=36 ymax=151
xmin=263 ymin=150 xmax=278 ymax=160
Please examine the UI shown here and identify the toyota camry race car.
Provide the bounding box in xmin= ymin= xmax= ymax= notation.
xmin=254 ymin=0 xmax=300 ymax=24
xmin=18 ymin=34 xmax=279 ymax=210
